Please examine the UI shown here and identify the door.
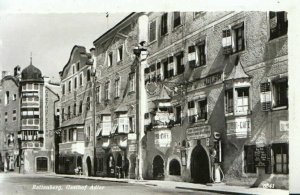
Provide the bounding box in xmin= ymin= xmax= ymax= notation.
xmin=153 ymin=155 xmax=164 ymax=180
xmin=190 ymin=144 xmax=210 ymax=184
xmin=86 ymin=156 xmax=92 ymax=176
xmin=36 ymin=157 xmax=48 ymax=172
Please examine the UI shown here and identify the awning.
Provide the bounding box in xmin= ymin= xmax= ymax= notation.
xmin=111 ymin=124 xmax=118 ymax=134
xmin=96 ymin=128 xmax=102 ymax=137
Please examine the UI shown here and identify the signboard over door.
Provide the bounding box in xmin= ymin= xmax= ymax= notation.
xmin=186 ymin=125 xmax=211 ymax=140
xmin=154 ymin=129 xmax=171 ymax=147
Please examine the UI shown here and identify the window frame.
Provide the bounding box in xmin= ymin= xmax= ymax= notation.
xmin=160 ymin=13 xmax=168 ymax=36
xmin=149 ymin=19 xmax=157 ymax=43
xmin=272 ymin=79 xmax=288 ymax=109
xmin=173 ymin=12 xmax=182 ymax=29
xmin=196 ymin=40 xmax=206 ymax=67
xmin=269 ymin=11 xmax=288 ymax=40
xmin=272 ymin=143 xmax=289 ymax=174
xmin=117 ymin=45 xmax=123 ymax=62
xmin=108 ymin=52 xmax=113 ymax=67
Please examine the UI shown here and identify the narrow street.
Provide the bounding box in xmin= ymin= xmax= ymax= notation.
xmin=0 ymin=173 xmax=218 ymax=195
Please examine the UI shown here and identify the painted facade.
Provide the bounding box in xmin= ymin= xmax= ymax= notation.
xmin=58 ymin=45 xmax=95 ymax=176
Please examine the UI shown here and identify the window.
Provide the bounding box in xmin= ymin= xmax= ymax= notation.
xmin=34 ymin=84 xmax=39 ymax=90
xmin=244 ymin=145 xmax=256 ymax=173
xmin=144 ymin=68 xmax=150 ymax=84
xmin=79 ymin=101 xmax=83 ymax=114
xmin=176 ymin=52 xmax=184 ymax=75
xmin=269 ymin=11 xmax=288 ymax=40
xmin=72 ymin=65 xmax=75 ymax=74
xmin=36 ymin=157 xmax=48 ymax=172
xmin=173 ymin=12 xmax=181 ymax=28
xmin=87 ymin=69 xmax=91 ymax=81
xmin=198 ymin=99 xmax=207 ymax=120
xmin=225 ymin=89 xmax=234 ymax=114
xmin=68 ymin=80 xmax=71 ymax=92
xmin=233 ymin=23 xmax=245 ymax=52
xmin=272 ymin=143 xmax=288 ymax=174
xmin=168 ymin=56 xmax=174 ymax=78
xmin=76 ymin=62 xmax=80 ymax=71
xmin=86 ymin=125 xmax=91 ymax=141
xmin=74 ymin=77 xmax=77 ymax=89
xmin=161 ymin=13 xmax=168 ymax=36
xmin=102 ymin=115 xmax=112 ymax=136
xmin=150 ymin=64 xmax=156 ymax=82
xmin=273 ymin=79 xmax=288 ymax=108
xmin=188 ymin=101 xmax=196 ymax=123
xmin=197 ymin=40 xmax=206 ymax=66
xmin=13 ymin=94 xmax=17 ymax=101
xmin=105 ymin=81 xmax=110 ymax=100
xmin=62 ymin=84 xmax=65 ymax=95
xmin=108 ymin=52 xmax=113 ymax=67
xmin=62 ymin=108 xmax=65 ymax=121
xmin=188 ymin=46 xmax=196 ymax=68
xmin=163 ymin=60 xmax=168 ymax=79
xmin=222 ymin=22 xmax=245 ymax=54
xmin=129 ymin=73 xmax=135 ymax=92
xmin=260 ymin=82 xmax=272 ymax=111
xmin=63 ymin=129 xmax=67 ymax=142
xmin=149 ymin=20 xmax=157 ymax=42
xmin=67 ymin=106 xmax=71 ymax=119
xmin=115 ymin=78 xmax=120 ymax=98
xmin=118 ymin=116 xmax=129 ymax=134
xmin=117 ymin=45 xmax=123 ymax=62
xmin=86 ymin=97 xmax=90 ymax=111
xmin=73 ymin=103 xmax=76 ymax=116
xmin=21 ymin=108 xmax=39 ymax=118
xmin=96 ymin=86 xmax=101 ymax=103
xmin=129 ymin=116 xmax=135 ymax=133
xmin=156 ymin=62 xmax=161 ymax=81
xmin=194 ymin=12 xmax=205 ymax=18
xmin=175 ymin=106 xmax=181 ymax=124
xmin=236 ymin=88 xmax=249 ymax=114
xmin=80 ymin=73 xmax=83 ymax=86
xmin=5 ymin=91 xmax=9 ymax=105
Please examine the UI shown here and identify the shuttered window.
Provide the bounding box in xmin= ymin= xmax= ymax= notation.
xmin=161 ymin=13 xmax=168 ymax=36
xmin=269 ymin=11 xmax=288 ymax=40
xmin=260 ymin=82 xmax=272 ymax=111
xmin=149 ymin=20 xmax=157 ymax=42
xmin=188 ymin=45 xmax=196 ymax=67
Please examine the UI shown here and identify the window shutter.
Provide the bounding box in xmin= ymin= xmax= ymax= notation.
xmin=188 ymin=46 xmax=196 ymax=68
xmin=260 ymin=82 xmax=272 ymax=111
xmin=222 ymin=29 xmax=232 ymax=55
xmin=168 ymin=56 xmax=174 ymax=77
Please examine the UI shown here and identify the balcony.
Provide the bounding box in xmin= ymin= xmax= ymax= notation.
xmin=59 ymin=141 xmax=85 ymax=155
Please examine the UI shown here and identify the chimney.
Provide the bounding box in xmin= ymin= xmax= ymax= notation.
xmin=2 ymin=71 xmax=8 ymax=79
xmin=14 ymin=65 xmax=21 ymax=78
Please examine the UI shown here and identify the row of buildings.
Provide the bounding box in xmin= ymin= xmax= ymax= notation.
xmin=0 ymin=11 xmax=288 ymax=189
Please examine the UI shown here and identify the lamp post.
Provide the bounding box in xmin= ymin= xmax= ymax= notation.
xmin=133 ymin=43 xmax=147 ymax=180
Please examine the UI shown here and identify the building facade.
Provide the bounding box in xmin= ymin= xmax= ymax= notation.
xmin=142 ymin=11 xmax=288 ymax=189
xmin=91 ymin=11 xmax=288 ymax=189
xmin=0 ymin=67 xmax=21 ymax=172
xmin=58 ymin=45 xmax=95 ymax=176
xmin=93 ymin=13 xmax=143 ymax=179
xmin=19 ymin=62 xmax=60 ymax=174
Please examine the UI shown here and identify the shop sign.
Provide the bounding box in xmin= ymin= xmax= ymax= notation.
xmin=186 ymin=125 xmax=211 ymax=140
xmin=154 ymin=129 xmax=171 ymax=147
xmin=280 ymin=121 xmax=289 ymax=132
xmin=226 ymin=117 xmax=251 ymax=138
xmin=111 ymin=145 xmax=121 ymax=152
xmin=128 ymin=144 xmax=137 ymax=152
xmin=254 ymin=146 xmax=271 ymax=167
xmin=128 ymin=133 xmax=137 ymax=140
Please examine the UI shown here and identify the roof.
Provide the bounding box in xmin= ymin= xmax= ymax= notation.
xmin=1 ymin=75 xmax=19 ymax=86
xmin=115 ymin=104 xmax=129 ymax=113
xmin=154 ymin=85 xmax=171 ymax=102
xmin=225 ymin=60 xmax=249 ymax=81
xmin=21 ymin=64 xmax=43 ymax=82
xmin=93 ymin=12 xmax=136 ymax=45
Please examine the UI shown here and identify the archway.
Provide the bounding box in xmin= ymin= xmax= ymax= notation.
xmin=190 ymin=144 xmax=210 ymax=184
xmin=107 ymin=154 xmax=115 ymax=177
xmin=116 ymin=153 xmax=122 ymax=178
xmin=86 ymin=156 xmax=92 ymax=176
xmin=129 ymin=154 xmax=136 ymax=179
xmin=153 ymin=155 xmax=164 ymax=180
xmin=169 ymin=159 xmax=181 ymax=176
xmin=77 ymin=156 xmax=82 ymax=168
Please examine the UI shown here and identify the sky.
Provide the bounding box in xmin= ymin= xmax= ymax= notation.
xmin=0 ymin=12 xmax=129 ymax=81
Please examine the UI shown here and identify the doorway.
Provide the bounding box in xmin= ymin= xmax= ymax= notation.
xmin=107 ymin=154 xmax=115 ymax=177
xmin=86 ymin=156 xmax=92 ymax=176
xmin=190 ymin=144 xmax=210 ymax=184
xmin=153 ymin=155 xmax=164 ymax=180
xmin=36 ymin=157 xmax=48 ymax=172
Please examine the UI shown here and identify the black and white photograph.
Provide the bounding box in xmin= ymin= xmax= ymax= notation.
xmin=0 ymin=0 xmax=299 ymax=194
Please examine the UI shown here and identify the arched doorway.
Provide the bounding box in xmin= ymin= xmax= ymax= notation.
xmin=129 ymin=154 xmax=136 ymax=179
xmin=169 ymin=159 xmax=181 ymax=176
xmin=107 ymin=154 xmax=115 ymax=177
xmin=190 ymin=144 xmax=210 ymax=184
xmin=77 ymin=156 xmax=82 ymax=168
xmin=86 ymin=156 xmax=92 ymax=176
xmin=36 ymin=157 xmax=48 ymax=172
xmin=153 ymin=155 xmax=164 ymax=180
xmin=116 ymin=153 xmax=122 ymax=178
